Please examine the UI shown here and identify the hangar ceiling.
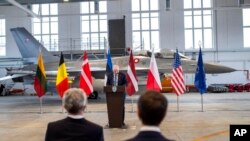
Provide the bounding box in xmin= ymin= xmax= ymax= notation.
xmin=1 ymin=0 xmax=250 ymax=7
xmin=0 ymin=0 xmax=117 ymax=18
xmin=0 ymin=0 xmax=116 ymax=6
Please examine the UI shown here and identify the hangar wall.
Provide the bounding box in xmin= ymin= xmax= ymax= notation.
xmin=0 ymin=6 xmax=31 ymax=57
xmin=0 ymin=0 xmax=250 ymax=85
xmin=58 ymin=3 xmax=81 ymax=51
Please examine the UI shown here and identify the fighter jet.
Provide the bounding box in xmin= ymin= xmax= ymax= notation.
xmin=0 ymin=27 xmax=236 ymax=97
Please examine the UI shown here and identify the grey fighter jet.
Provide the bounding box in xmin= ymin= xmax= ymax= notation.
xmin=0 ymin=27 xmax=236 ymax=97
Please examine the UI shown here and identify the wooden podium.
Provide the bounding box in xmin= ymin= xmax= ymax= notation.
xmin=104 ymin=86 xmax=125 ymax=128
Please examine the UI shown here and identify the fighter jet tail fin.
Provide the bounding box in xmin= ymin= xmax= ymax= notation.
xmin=10 ymin=27 xmax=58 ymax=63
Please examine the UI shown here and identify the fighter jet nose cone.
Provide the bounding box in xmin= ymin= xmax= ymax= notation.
xmin=205 ymin=64 xmax=237 ymax=74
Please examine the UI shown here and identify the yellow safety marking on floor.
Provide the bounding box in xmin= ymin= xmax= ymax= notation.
xmin=192 ymin=130 xmax=229 ymax=141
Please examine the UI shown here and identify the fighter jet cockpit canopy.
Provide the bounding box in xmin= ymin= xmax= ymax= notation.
xmin=133 ymin=48 xmax=190 ymax=59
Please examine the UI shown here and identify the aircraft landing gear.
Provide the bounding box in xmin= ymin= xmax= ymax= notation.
xmin=0 ymin=84 xmax=6 ymax=96
xmin=88 ymin=91 xmax=98 ymax=99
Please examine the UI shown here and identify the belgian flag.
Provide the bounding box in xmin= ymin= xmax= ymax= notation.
xmin=34 ymin=51 xmax=47 ymax=97
xmin=56 ymin=52 xmax=69 ymax=98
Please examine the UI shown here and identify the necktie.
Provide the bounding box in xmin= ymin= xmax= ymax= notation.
xmin=114 ymin=74 xmax=118 ymax=86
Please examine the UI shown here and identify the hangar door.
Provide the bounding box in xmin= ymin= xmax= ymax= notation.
xmin=108 ymin=19 xmax=125 ymax=56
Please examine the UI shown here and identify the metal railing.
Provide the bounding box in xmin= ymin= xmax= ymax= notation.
xmin=42 ymin=37 xmax=108 ymax=52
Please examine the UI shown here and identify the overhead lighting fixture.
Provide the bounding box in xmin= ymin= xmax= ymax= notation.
xmin=63 ymin=0 xmax=69 ymax=2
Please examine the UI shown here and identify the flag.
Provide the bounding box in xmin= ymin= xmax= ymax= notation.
xmin=194 ymin=48 xmax=206 ymax=94
xmin=56 ymin=52 xmax=69 ymax=98
xmin=34 ymin=51 xmax=47 ymax=97
xmin=126 ymin=50 xmax=138 ymax=96
xmin=79 ymin=51 xmax=93 ymax=96
xmin=104 ymin=48 xmax=113 ymax=86
xmin=146 ymin=50 xmax=162 ymax=92
xmin=171 ymin=49 xmax=186 ymax=96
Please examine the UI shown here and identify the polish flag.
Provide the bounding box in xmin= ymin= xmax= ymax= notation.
xmin=79 ymin=51 xmax=93 ymax=96
xmin=146 ymin=51 xmax=162 ymax=92
xmin=126 ymin=50 xmax=138 ymax=96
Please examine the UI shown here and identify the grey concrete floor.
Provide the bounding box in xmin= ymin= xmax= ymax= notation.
xmin=0 ymin=92 xmax=250 ymax=141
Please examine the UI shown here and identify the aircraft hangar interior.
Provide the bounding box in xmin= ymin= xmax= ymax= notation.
xmin=0 ymin=0 xmax=250 ymax=141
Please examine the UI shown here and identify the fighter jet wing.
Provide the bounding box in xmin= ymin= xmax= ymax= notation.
xmin=0 ymin=74 xmax=29 ymax=81
xmin=44 ymin=67 xmax=107 ymax=79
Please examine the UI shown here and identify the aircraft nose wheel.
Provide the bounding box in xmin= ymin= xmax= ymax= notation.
xmin=88 ymin=91 xmax=98 ymax=99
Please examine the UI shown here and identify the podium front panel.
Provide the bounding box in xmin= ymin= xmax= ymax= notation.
xmin=104 ymin=86 xmax=125 ymax=128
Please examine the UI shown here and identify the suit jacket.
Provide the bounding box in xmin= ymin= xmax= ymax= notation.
xmin=106 ymin=72 xmax=127 ymax=86
xmin=45 ymin=117 xmax=104 ymax=141
xmin=126 ymin=131 xmax=174 ymax=141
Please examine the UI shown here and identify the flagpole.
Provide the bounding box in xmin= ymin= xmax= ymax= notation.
xmin=39 ymin=97 xmax=43 ymax=114
xmin=34 ymin=50 xmax=47 ymax=114
xmin=62 ymin=100 xmax=64 ymax=113
xmin=171 ymin=49 xmax=185 ymax=112
xmin=131 ymin=95 xmax=134 ymax=112
xmin=39 ymin=72 xmax=42 ymax=114
xmin=195 ymin=47 xmax=206 ymax=112
xmin=177 ymin=96 xmax=179 ymax=112
xmin=201 ymin=94 xmax=204 ymax=112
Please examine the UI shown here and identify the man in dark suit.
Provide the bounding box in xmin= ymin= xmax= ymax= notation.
xmin=45 ymin=88 xmax=104 ymax=141
xmin=126 ymin=90 xmax=174 ymax=141
xmin=106 ymin=65 xmax=127 ymax=126
xmin=106 ymin=65 xmax=127 ymax=86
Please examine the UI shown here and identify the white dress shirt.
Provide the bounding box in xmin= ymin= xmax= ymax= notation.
xmin=68 ymin=114 xmax=84 ymax=119
xmin=140 ymin=125 xmax=161 ymax=132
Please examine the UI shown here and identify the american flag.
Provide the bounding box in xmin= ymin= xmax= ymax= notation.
xmin=171 ymin=49 xmax=186 ymax=96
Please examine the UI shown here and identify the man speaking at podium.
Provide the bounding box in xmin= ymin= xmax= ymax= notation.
xmin=106 ymin=65 xmax=127 ymax=126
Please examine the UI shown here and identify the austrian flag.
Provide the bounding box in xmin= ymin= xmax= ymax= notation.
xmin=126 ymin=50 xmax=138 ymax=96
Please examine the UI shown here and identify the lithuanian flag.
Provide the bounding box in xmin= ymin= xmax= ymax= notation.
xmin=56 ymin=52 xmax=69 ymax=98
xmin=34 ymin=51 xmax=47 ymax=97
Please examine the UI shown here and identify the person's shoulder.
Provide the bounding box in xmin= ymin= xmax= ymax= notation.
xmin=163 ymin=137 xmax=175 ymax=141
xmin=124 ymin=138 xmax=136 ymax=141
xmin=119 ymin=72 xmax=126 ymax=76
xmin=125 ymin=138 xmax=174 ymax=141
xmin=125 ymin=132 xmax=174 ymax=141
xmin=48 ymin=118 xmax=67 ymax=126
xmin=84 ymin=119 xmax=103 ymax=130
xmin=159 ymin=133 xmax=175 ymax=141
xmin=46 ymin=118 xmax=68 ymax=130
xmin=161 ymin=135 xmax=175 ymax=141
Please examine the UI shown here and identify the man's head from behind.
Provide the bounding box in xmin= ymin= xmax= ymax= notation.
xmin=137 ymin=90 xmax=168 ymax=126
xmin=63 ymin=88 xmax=87 ymax=115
